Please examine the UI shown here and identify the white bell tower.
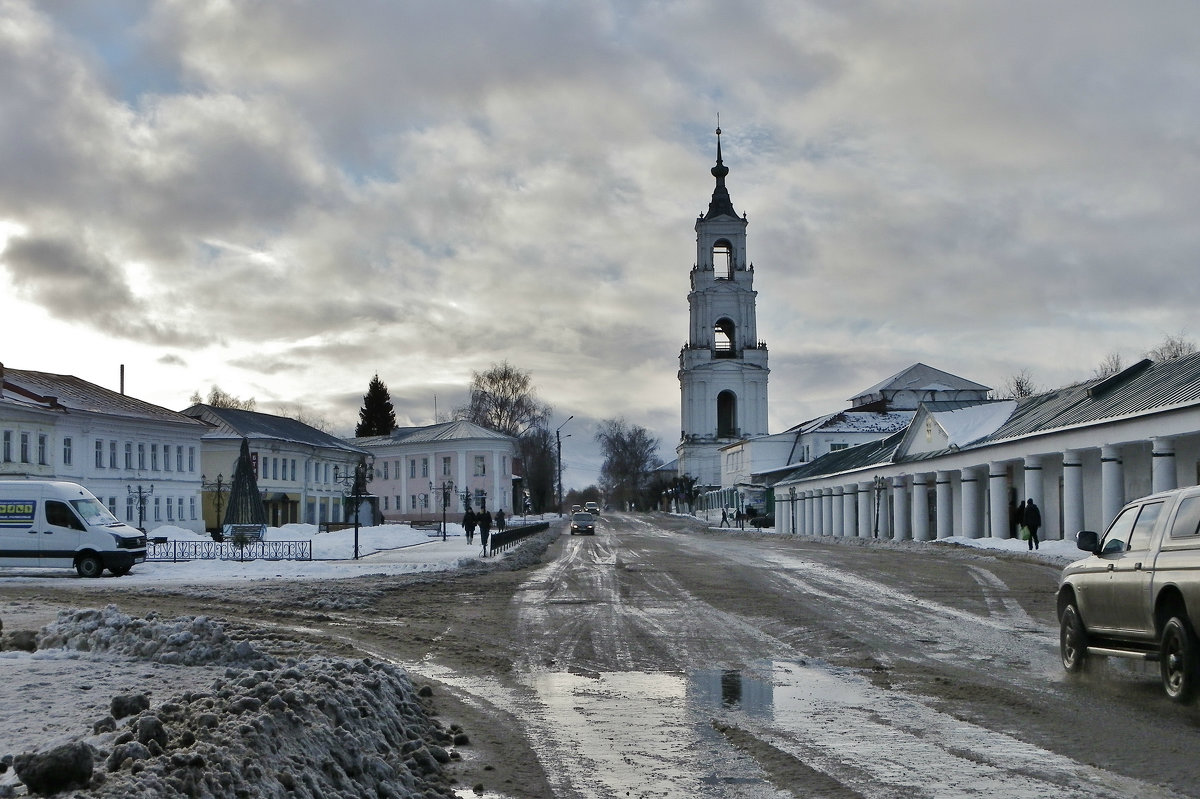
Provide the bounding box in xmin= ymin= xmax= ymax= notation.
xmin=676 ymin=128 xmax=770 ymax=487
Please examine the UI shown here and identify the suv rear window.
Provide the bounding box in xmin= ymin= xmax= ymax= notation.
xmin=1170 ymin=496 xmax=1200 ymax=539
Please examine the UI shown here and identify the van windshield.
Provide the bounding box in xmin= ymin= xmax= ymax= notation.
xmin=70 ymin=497 xmax=120 ymax=526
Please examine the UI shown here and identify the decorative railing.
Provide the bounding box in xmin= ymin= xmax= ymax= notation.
xmin=147 ymin=539 xmax=313 ymax=562
xmin=487 ymin=522 xmax=550 ymax=555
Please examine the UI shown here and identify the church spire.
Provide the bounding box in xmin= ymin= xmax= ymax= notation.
xmin=705 ymin=125 xmax=737 ymax=220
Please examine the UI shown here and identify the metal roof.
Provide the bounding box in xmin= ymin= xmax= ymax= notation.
xmin=352 ymin=419 xmax=515 ymax=447
xmin=183 ymin=404 xmax=365 ymax=453
xmin=3 ymin=368 xmax=206 ymax=427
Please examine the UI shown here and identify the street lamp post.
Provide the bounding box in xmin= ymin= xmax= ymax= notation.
xmin=200 ymin=474 xmax=227 ymax=539
xmin=430 ymin=480 xmax=455 ymax=541
xmin=873 ymin=475 xmax=887 ymax=539
xmin=556 ymin=415 xmax=573 ymax=517
xmin=126 ymin=483 xmax=153 ymax=532
xmin=334 ymin=456 xmax=373 ymax=560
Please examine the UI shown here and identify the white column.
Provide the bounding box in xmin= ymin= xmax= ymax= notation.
xmin=935 ymin=470 xmax=954 ymax=539
xmin=843 ymin=484 xmax=858 ymax=538
xmin=961 ymin=466 xmax=983 ymax=539
xmin=892 ymin=476 xmax=910 ymax=540
xmin=857 ymin=481 xmax=873 ymax=538
xmin=821 ymin=487 xmax=834 ymax=536
xmin=1062 ymin=450 xmax=1084 ymax=540
xmin=912 ymin=474 xmax=931 ymax=541
xmin=1152 ymin=436 xmax=1178 ymax=494
xmin=831 ymin=487 xmax=845 ymax=536
xmin=1023 ymin=454 xmax=1044 ymax=510
xmin=806 ymin=490 xmax=816 ymax=535
xmin=1101 ymin=445 xmax=1125 ymax=528
xmin=989 ymin=462 xmax=1010 ymax=538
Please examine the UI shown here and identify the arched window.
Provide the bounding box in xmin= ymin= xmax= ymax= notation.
xmin=717 ymin=391 xmax=737 ymax=438
xmin=713 ymin=240 xmax=733 ymax=279
xmin=714 ymin=318 xmax=735 ymax=357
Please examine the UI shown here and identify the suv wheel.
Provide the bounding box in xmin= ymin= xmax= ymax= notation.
xmin=1161 ymin=616 xmax=1197 ymax=703
xmin=1060 ymin=603 xmax=1089 ymax=673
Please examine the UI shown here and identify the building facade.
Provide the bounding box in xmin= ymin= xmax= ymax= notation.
xmin=771 ymin=355 xmax=1200 ymax=542
xmin=1 ymin=365 xmax=208 ymax=533
xmin=352 ymin=420 xmax=518 ymax=522
xmin=677 ymin=129 xmax=769 ymax=487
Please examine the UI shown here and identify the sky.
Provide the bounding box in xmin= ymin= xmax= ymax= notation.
xmin=2 ymin=1 xmax=1199 ymax=490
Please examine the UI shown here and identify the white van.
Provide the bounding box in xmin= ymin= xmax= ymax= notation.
xmin=0 ymin=480 xmax=147 ymax=577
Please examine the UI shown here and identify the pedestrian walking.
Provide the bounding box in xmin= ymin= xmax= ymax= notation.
xmin=1024 ymin=499 xmax=1042 ymax=551
xmin=1015 ymin=499 xmax=1028 ymax=544
xmin=720 ymin=507 xmax=729 ymax=528
xmin=478 ymin=508 xmax=493 ymax=557
xmin=462 ymin=509 xmax=477 ymax=545
xmin=495 ymin=509 xmax=506 ymax=533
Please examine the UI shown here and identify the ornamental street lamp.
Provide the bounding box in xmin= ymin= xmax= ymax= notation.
xmin=200 ymin=473 xmax=227 ymax=538
xmin=430 ymin=479 xmax=454 ymax=541
xmin=873 ymin=475 xmax=888 ymax=539
xmin=127 ymin=483 xmax=153 ymax=532
xmin=333 ymin=456 xmax=373 ymax=560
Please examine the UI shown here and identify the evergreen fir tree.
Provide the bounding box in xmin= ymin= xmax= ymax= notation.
xmin=356 ymin=374 xmax=397 ymax=436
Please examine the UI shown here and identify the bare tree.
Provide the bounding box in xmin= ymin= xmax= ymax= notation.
xmin=1146 ymin=333 xmax=1198 ymax=362
xmin=595 ymin=418 xmax=662 ymax=509
xmin=189 ymin=386 xmax=256 ymax=410
xmin=1092 ymin=351 xmax=1124 ymax=380
xmin=999 ymin=369 xmax=1039 ymax=399
xmin=455 ymin=361 xmax=551 ymax=437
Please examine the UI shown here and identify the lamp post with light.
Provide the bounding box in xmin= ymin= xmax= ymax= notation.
xmin=430 ymin=479 xmax=455 ymax=541
xmin=333 ymin=456 xmax=373 ymax=560
xmin=127 ymin=483 xmax=153 ymax=532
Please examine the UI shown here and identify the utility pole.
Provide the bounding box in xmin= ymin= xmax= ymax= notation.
xmin=556 ymin=416 xmax=573 ymax=517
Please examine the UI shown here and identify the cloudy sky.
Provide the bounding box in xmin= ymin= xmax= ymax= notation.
xmin=2 ymin=1 xmax=1198 ymax=488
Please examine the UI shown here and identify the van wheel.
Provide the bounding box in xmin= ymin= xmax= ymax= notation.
xmin=1161 ymin=616 xmax=1198 ymax=703
xmin=75 ymin=554 xmax=104 ymax=578
xmin=1060 ymin=603 xmax=1089 ymax=673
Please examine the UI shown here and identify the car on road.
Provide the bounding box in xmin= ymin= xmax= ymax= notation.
xmin=569 ymin=512 xmax=596 ymax=535
xmin=584 ymin=501 xmax=600 ymax=516
xmin=1057 ymin=484 xmax=1200 ymax=702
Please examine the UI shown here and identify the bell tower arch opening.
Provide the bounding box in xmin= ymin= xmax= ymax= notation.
xmin=713 ymin=239 xmax=733 ymax=279
xmin=714 ymin=317 xmax=736 ymax=358
xmin=717 ymin=390 xmax=738 ymax=438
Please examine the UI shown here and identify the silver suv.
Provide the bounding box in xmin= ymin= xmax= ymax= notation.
xmin=1057 ymin=485 xmax=1200 ymax=701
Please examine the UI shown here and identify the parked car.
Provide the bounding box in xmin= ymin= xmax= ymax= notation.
xmin=584 ymin=501 xmax=600 ymax=516
xmin=1057 ymin=484 xmax=1200 ymax=702
xmin=569 ymin=512 xmax=596 ymax=535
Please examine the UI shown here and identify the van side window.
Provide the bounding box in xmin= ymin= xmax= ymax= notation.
xmin=1170 ymin=496 xmax=1200 ymax=539
xmin=45 ymin=500 xmax=85 ymax=531
xmin=1126 ymin=502 xmax=1164 ymax=551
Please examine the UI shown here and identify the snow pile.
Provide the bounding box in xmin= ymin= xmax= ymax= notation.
xmin=36 ymin=606 xmax=278 ymax=669
xmin=6 ymin=610 xmax=465 ymax=798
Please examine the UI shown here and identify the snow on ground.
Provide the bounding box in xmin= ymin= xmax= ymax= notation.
xmin=0 ymin=514 xmax=1082 ymax=797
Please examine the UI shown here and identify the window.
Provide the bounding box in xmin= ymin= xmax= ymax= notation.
xmin=1171 ymin=496 xmax=1200 ymax=538
xmin=126 ymin=496 xmax=134 ymax=522
xmin=395 ymin=495 xmax=402 ymax=511
xmin=382 ymin=461 xmax=389 ymax=480
xmin=167 ymin=498 xmax=174 ymax=520
xmin=291 ymin=459 xmax=296 ymax=481
xmin=2 ymin=430 xmax=10 ymax=462
xmin=151 ymin=444 xmax=159 ymax=471
xmin=125 ymin=442 xmax=133 ymax=469
xmin=164 ymin=445 xmax=172 ymax=471
xmin=63 ymin=437 xmax=72 ymax=466
xmin=138 ymin=443 xmax=146 ymax=470
xmin=394 ymin=461 xmax=400 ymax=480
xmin=46 ymin=501 xmax=84 ymax=531
xmin=502 ymin=456 xmax=507 ymax=475
xmin=443 ymin=457 xmax=451 ymax=477
xmin=409 ymin=460 xmax=417 ymax=478
xmin=154 ymin=496 xmax=161 ymax=521
xmin=421 ymin=458 xmax=429 ymax=477
xmin=713 ymin=239 xmax=733 ymax=278
xmin=109 ymin=441 xmax=117 ymax=469
xmin=177 ymin=446 xmax=184 ymax=472
xmin=39 ymin=434 xmax=48 ymax=465
xmin=272 ymin=457 xmax=279 ymax=481
xmin=830 ymin=443 xmax=850 ymax=452
xmin=107 ymin=497 xmax=117 ymax=516
xmin=20 ymin=433 xmax=29 ymax=463
xmin=1101 ymin=502 xmax=1163 ymax=554
xmin=1126 ymin=502 xmax=1164 ymax=551
xmin=189 ymin=446 xmax=195 ymax=472
xmin=190 ymin=497 xmax=197 ymax=520
xmin=382 ymin=496 xmax=388 ymax=511
xmin=474 ymin=456 xmax=486 ymax=477
xmin=411 ymin=495 xmax=418 ymax=510
xmin=95 ymin=439 xmax=104 ymax=468
xmin=178 ymin=497 xmax=184 ymax=521
xmin=474 ymin=489 xmax=487 ymax=507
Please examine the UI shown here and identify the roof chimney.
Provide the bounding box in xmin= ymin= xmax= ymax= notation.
xmin=120 ymin=364 xmax=125 ymax=395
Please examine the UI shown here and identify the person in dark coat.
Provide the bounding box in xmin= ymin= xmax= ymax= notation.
xmin=462 ymin=509 xmax=477 ymax=544
xmin=720 ymin=508 xmax=729 ymax=528
xmin=478 ymin=509 xmax=493 ymax=557
xmin=1024 ymin=499 xmax=1042 ymax=551
xmin=495 ymin=509 xmax=506 ymax=533
xmin=1014 ymin=499 xmax=1025 ymax=540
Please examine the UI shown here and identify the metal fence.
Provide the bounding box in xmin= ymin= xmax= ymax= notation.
xmin=147 ymin=539 xmax=313 ymax=562
xmin=488 ymin=522 xmax=550 ymax=555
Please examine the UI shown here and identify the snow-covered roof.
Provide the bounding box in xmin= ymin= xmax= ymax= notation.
xmin=183 ymin=404 xmax=364 ymax=453
xmin=851 ymin=363 xmax=991 ymax=405
xmin=928 ymin=401 xmax=1017 ymax=448
xmin=352 ymin=419 xmax=515 ymax=448
xmin=784 ymin=411 xmax=914 ymax=436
